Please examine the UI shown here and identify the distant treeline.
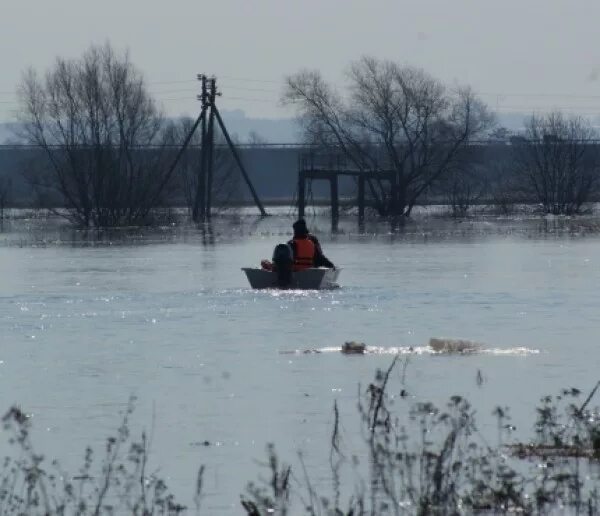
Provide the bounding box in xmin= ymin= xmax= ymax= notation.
xmin=4 ymin=44 xmax=600 ymax=226
xmin=1 ymin=140 xmax=599 ymax=215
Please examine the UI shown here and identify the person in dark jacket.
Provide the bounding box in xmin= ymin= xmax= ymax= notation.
xmin=287 ymin=219 xmax=335 ymax=270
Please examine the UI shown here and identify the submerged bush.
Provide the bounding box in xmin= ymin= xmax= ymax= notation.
xmin=3 ymin=363 xmax=600 ymax=514
xmin=0 ymin=398 xmax=191 ymax=515
xmin=241 ymin=358 xmax=600 ymax=515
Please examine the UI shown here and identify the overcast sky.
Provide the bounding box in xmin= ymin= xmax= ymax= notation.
xmin=2 ymin=0 xmax=600 ymax=122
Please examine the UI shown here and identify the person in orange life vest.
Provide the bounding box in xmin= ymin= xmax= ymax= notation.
xmin=287 ymin=219 xmax=335 ymax=271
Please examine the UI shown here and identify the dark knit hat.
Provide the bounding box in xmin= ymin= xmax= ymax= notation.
xmin=293 ymin=219 xmax=308 ymax=236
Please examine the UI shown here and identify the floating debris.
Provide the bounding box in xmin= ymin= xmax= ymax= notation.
xmin=476 ymin=369 xmax=485 ymax=386
xmin=341 ymin=341 xmax=366 ymax=354
xmin=429 ymin=337 xmax=482 ymax=353
xmin=190 ymin=440 xmax=211 ymax=447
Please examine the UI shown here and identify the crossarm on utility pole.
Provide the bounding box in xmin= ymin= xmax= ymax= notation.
xmin=213 ymin=106 xmax=267 ymax=217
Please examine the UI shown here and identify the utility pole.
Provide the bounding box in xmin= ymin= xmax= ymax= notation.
xmin=194 ymin=74 xmax=208 ymax=222
xmin=204 ymin=74 xmax=267 ymax=218
xmin=205 ymin=77 xmax=217 ymax=220
xmin=163 ymin=74 xmax=267 ymax=222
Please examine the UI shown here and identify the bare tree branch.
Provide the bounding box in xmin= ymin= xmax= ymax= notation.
xmin=17 ymin=43 xmax=175 ymax=227
xmin=284 ymin=57 xmax=494 ymax=219
xmin=514 ymin=112 xmax=599 ymax=215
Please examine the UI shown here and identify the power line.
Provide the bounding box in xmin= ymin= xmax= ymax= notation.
xmin=479 ymin=92 xmax=600 ymax=100
xmin=221 ymin=85 xmax=279 ymax=93
xmin=494 ymin=105 xmax=600 ymax=112
xmin=0 ymin=79 xmax=198 ymax=96
xmin=3 ymin=70 xmax=600 ymax=103
xmin=219 ymin=75 xmax=282 ymax=84
xmin=0 ymin=93 xmax=281 ymax=107
xmin=0 ymin=84 xmax=279 ymax=104
xmin=155 ymin=95 xmax=279 ymax=104
xmin=219 ymin=96 xmax=277 ymax=104
xmin=3 ymin=67 xmax=600 ymax=100
xmin=149 ymin=85 xmax=279 ymax=95
xmin=155 ymin=96 xmax=197 ymax=102
xmin=148 ymin=87 xmax=198 ymax=94
xmin=147 ymin=79 xmax=197 ymax=86
xmin=5 ymin=71 xmax=600 ymax=119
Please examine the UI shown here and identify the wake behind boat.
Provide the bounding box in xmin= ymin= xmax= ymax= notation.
xmin=242 ymin=267 xmax=341 ymax=290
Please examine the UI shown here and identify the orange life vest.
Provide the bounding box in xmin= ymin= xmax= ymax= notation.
xmin=293 ymin=238 xmax=315 ymax=271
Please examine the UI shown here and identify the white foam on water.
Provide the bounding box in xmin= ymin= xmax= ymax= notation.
xmin=282 ymin=345 xmax=540 ymax=356
xmin=480 ymin=347 xmax=540 ymax=356
xmin=367 ymin=345 xmax=539 ymax=356
xmin=316 ymin=346 xmax=342 ymax=353
xmin=366 ymin=346 xmax=432 ymax=355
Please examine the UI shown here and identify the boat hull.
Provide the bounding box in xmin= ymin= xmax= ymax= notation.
xmin=242 ymin=267 xmax=340 ymax=290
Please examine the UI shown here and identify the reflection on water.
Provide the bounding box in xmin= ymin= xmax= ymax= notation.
xmin=1 ymin=210 xmax=600 ymax=511
xmin=3 ymin=206 xmax=600 ymax=247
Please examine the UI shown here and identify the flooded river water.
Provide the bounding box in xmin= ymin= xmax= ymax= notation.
xmin=1 ymin=211 xmax=600 ymax=512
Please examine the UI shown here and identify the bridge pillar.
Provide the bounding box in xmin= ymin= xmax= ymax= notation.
xmin=298 ymin=170 xmax=305 ymax=219
xmin=358 ymin=174 xmax=365 ymax=231
xmin=330 ymin=174 xmax=339 ymax=233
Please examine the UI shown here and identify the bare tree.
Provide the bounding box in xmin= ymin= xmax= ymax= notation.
xmin=513 ymin=112 xmax=599 ymax=215
xmin=17 ymin=43 xmax=176 ymax=227
xmin=284 ymin=56 xmax=494 ymax=220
